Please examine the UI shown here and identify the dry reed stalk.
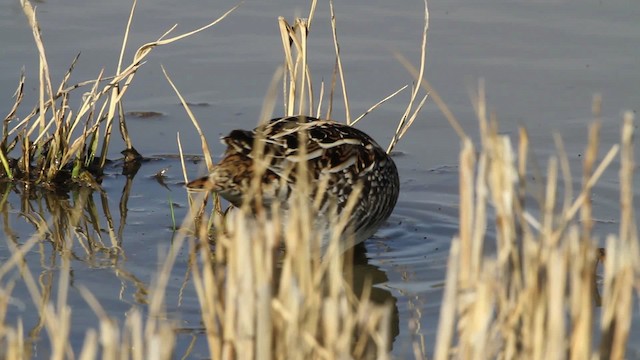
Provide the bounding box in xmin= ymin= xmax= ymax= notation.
xmin=0 ymin=2 xmax=240 ymax=358
xmin=458 ymin=139 xmax=475 ymax=288
xmin=598 ymin=111 xmax=637 ymax=360
xmin=9 ymin=0 xmax=238 ymax=185
xmin=351 ymin=85 xmax=409 ymax=126
xmin=433 ymin=239 xmax=460 ymax=360
xmin=182 ymin=16 xmax=396 ymax=354
xmin=0 ymin=72 xmax=25 ymax=179
xmin=0 ymin=192 xmax=97 ymax=359
xmin=278 ymin=12 xmax=318 ymax=119
xmin=187 ymin=187 xmax=395 ymax=359
xmin=428 ymin=77 xmax=638 ymax=359
xmin=176 ymin=0 xmax=443 ymax=357
xmin=0 ymin=282 xmax=25 ymax=359
xmin=277 ymin=1 xmax=408 ymax=129
xmin=163 ymin=66 xmax=215 ymax=173
xmin=387 ymin=0 xmax=430 ymax=154
xmin=567 ymin=101 xmax=601 ymax=360
xmin=394 ymin=54 xmax=465 ymax=141
xmin=328 ymin=0 xmax=351 ymax=124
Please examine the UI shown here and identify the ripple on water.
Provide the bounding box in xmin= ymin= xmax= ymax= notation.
xmin=367 ymin=188 xmax=459 ymax=289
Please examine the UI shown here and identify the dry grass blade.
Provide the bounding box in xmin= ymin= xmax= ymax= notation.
xmin=618 ymin=112 xmax=638 ymax=247
xmin=117 ymin=0 xmax=138 ymax=75
xmin=177 ymin=133 xmax=189 ymax=186
xmin=278 ymin=16 xmax=316 ymax=117
xmin=162 ymin=66 xmax=214 ymax=171
xmin=3 ymin=72 xmax=25 ymax=125
xmin=388 ymin=93 xmax=429 ymax=154
xmin=387 ymin=0 xmax=430 ymax=153
xmin=316 ymin=79 xmax=325 ymax=119
xmin=104 ymin=0 xmax=139 ymax=156
xmin=434 ymin=80 xmax=639 ymax=359
xmin=278 ymin=17 xmax=296 ymax=116
xmin=101 ymin=4 xmax=240 ymax=166
xmin=5 ymin=0 xmax=238 ymax=185
xmin=297 ymin=18 xmax=310 ymax=115
xmin=146 ymin=3 xmax=240 ymax=48
xmin=21 ymin=0 xmax=56 ymax=135
xmin=329 ymin=0 xmax=351 ymax=124
xmin=580 ymin=118 xmax=600 ymax=237
xmin=433 ymin=239 xmax=459 ymax=360
xmin=396 ymin=52 xmax=465 ymax=140
xmin=55 ymin=53 xmax=81 ymax=96
xmin=352 ymin=85 xmax=408 ymax=126
xmin=258 ymin=66 xmax=285 ymax=126
xmin=550 ymin=144 xmax=618 ymax=242
xmin=458 ymin=139 xmax=475 ymax=286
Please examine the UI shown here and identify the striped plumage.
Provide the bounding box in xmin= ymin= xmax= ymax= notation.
xmin=187 ymin=115 xmax=400 ymax=249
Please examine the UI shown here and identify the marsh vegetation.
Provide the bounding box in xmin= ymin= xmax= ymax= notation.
xmin=0 ymin=0 xmax=638 ymax=359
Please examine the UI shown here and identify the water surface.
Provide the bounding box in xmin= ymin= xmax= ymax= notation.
xmin=1 ymin=0 xmax=639 ymax=357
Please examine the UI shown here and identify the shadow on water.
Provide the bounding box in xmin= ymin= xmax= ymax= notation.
xmin=0 ymin=159 xmax=401 ymax=357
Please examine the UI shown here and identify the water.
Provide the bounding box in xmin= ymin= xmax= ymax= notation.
xmin=1 ymin=0 xmax=639 ymax=358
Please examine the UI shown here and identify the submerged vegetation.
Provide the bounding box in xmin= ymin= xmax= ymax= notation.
xmin=0 ymin=0 xmax=638 ymax=359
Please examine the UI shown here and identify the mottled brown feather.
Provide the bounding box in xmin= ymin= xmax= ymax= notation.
xmin=187 ymin=115 xmax=400 ymax=246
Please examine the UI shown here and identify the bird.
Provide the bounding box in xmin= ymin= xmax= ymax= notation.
xmin=187 ymin=115 xmax=400 ymax=251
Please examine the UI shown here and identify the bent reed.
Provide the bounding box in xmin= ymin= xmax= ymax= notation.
xmin=0 ymin=0 xmax=637 ymax=359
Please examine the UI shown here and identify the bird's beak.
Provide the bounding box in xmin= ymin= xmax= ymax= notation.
xmin=186 ymin=176 xmax=213 ymax=190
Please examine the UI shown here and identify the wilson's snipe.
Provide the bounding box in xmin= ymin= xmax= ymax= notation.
xmin=187 ymin=115 xmax=400 ymax=249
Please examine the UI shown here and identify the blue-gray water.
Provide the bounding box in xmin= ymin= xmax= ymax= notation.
xmin=1 ymin=0 xmax=639 ymax=358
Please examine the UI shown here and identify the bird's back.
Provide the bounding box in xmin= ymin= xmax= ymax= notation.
xmin=192 ymin=115 xmax=400 ymax=247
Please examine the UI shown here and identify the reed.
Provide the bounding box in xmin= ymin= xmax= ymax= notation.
xmin=178 ymin=3 xmax=402 ymax=356
xmin=1 ymin=0 xmax=638 ymax=359
xmin=1 ymin=0 xmax=237 ymax=187
xmin=428 ymin=84 xmax=638 ymax=359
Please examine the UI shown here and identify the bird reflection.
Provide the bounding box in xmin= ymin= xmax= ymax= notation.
xmin=348 ymin=242 xmax=400 ymax=350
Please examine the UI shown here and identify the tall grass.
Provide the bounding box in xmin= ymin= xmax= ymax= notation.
xmin=0 ymin=0 xmax=638 ymax=359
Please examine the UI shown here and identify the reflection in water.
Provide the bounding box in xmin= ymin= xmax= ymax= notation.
xmin=0 ymin=162 xmax=608 ymax=357
xmin=0 ymin=173 xmax=151 ymax=355
xmin=0 ymin=163 xmax=401 ymax=356
xmin=350 ymin=242 xmax=400 ymax=347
